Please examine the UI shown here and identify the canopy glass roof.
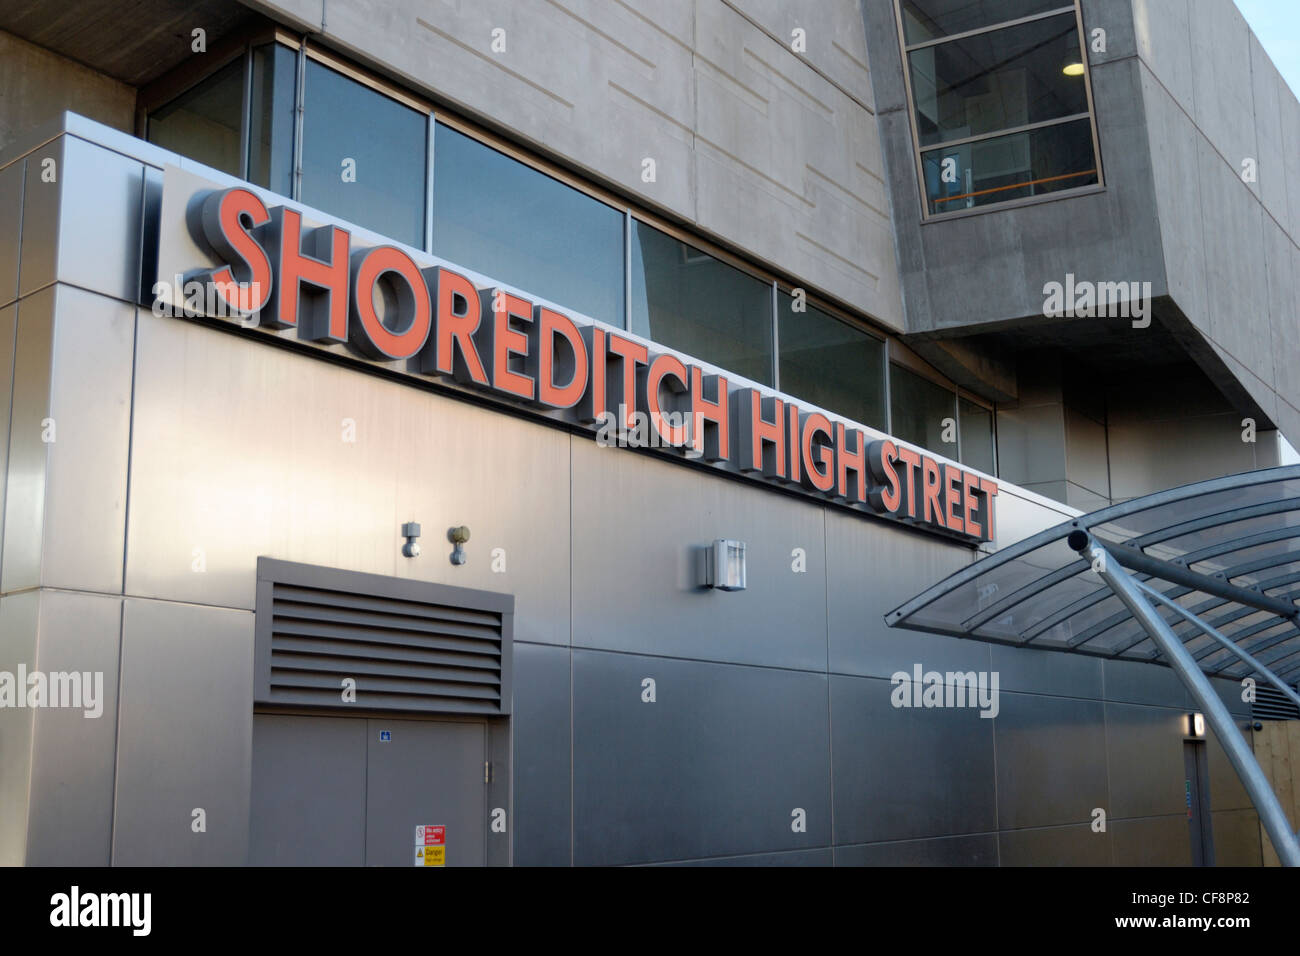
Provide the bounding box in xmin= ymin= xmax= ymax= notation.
xmin=886 ymin=466 xmax=1300 ymax=686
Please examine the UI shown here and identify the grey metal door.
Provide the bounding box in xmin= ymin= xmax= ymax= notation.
xmin=364 ymin=718 xmax=487 ymax=867
xmin=250 ymin=714 xmax=487 ymax=866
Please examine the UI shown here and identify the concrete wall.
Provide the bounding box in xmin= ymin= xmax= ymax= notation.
xmin=246 ymin=0 xmax=903 ymax=330
xmin=1132 ymin=0 xmax=1300 ymax=446
xmin=0 ymin=30 xmax=135 ymax=154
xmin=0 ymin=120 xmax=1267 ymax=866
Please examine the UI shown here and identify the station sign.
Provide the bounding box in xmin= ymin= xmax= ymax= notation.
xmin=150 ymin=172 xmax=997 ymax=544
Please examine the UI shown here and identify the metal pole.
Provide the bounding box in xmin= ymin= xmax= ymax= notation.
xmin=1134 ymin=577 xmax=1300 ymax=712
xmin=1068 ymin=530 xmax=1300 ymax=866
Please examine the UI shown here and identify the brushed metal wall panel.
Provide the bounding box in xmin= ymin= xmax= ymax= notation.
xmin=825 ymin=507 xmax=985 ymax=679
xmin=125 ymin=312 xmax=570 ymax=645
xmin=992 ymin=644 xmax=1104 ymax=700
xmin=0 ymin=302 xmax=14 ymax=572
xmin=994 ymin=692 xmax=1109 ymax=830
xmin=112 ymin=598 xmax=253 ymax=865
xmin=571 ymin=436 xmax=828 ymax=671
xmin=572 ymin=649 xmax=831 ymax=865
xmin=830 ymin=673 xmax=996 ymax=843
xmin=1206 ymin=719 xmax=1253 ymax=811
xmin=1103 ymin=658 xmax=1190 ymax=709
xmin=1104 ymin=702 xmax=1188 ymax=819
xmin=0 ymin=591 xmax=39 ymax=865
xmin=1110 ymin=814 xmax=1192 ymax=866
xmin=1211 ymin=808 xmax=1263 ymax=866
xmin=40 ymin=286 xmax=133 ymax=593
xmin=834 ymin=833 xmax=997 ymax=866
xmin=249 ymin=714 xmax=367 ymax=866
xmin=998 ymin=823 xmax=1112 ymax=866
xmin=24 ymin=590 xmax=122 ymax=866
xmin=19 ymin=135 xmax=143 ymax=302
xmin=511 ymin=641 xmax=571 ymax=866
xmin=0 ymin=160 xmax=21 ymax=307
xmin=0 ymin=287 xmax=52 ymax=592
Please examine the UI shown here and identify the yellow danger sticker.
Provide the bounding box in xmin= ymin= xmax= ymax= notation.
xmin=414 ymin=846 xmax=446 ymax=867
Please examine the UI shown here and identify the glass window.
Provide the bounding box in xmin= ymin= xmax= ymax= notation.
xmin=959 ymin=397 xmax=995 ymax=473
xmin=898 ymin=1 xmax=1100 ymax=217
xmin=890 ymin=362 xmax=957 ymax=454
xmin=629 ymin=222 xmax=774 ymax=386
xmin=247 ymin=43 xmax=296 ymax=197
xmin=301 ymin=60 xmax=426 ymax=247
xmin=908 ymin=13 xmax=1089 ymax=148
xmin=920 ymin=117 xmax=1097 ymax=214
xmin=777 ymin=292 xmax=885 ymax=428
xmin=147 ymin=56 xmax=245 ymax=177
xmin=432 ymin=123 xmax=625 ymax=326
xmin=901 ymin=0 xmax=1067 ymax=45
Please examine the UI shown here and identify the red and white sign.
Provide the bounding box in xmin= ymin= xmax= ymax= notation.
xmin=415 ymin=825 xmax=445 ymax=846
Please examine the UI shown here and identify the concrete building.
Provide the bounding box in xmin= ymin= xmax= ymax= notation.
xmin=0 ymin=0 xmax=1294 ymax=866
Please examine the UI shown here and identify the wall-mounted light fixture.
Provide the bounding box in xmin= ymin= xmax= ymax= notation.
xmin=1186 ymin=712 xmax=1206 ymax=738
xmin=706 ymin=539 xmax=746 ymax=591
xmin=401 ymin=522 xmax=421 ymax=557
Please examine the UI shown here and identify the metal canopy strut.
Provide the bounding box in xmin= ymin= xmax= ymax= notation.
xmin=1069 ymin=530 xmax=1300 ymax=867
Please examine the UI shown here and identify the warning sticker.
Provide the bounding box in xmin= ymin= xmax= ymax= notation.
xmin=415 ymin=825 xmax=446 ymax=846
xmin=414 ymin=846 xmax=446 ymax=867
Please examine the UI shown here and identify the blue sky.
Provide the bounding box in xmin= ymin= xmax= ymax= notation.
xmin=1234 ymin=0 xmax=1300 ymax=98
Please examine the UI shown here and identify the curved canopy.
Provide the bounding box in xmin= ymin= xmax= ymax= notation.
xmin=886 ymin=465 xmax=1300 ymax=687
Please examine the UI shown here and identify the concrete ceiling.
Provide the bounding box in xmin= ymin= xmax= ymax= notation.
xmin=0 ymin=0 xmax=257 ymax=87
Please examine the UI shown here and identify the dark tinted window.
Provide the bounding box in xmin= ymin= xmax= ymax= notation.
xmin=630 ymin=222 xmax=773 ymax=386
xmin=301 ymin=60 xmax=426 ymax=247
xmin=432 ymin=123 xmax=625 ymax=325
xmin=148 ymin=57 xmax=244 ymax=176
xmin=909 ymin=13 xmax=1089 ymax=148
xmin=778 ymin=293 xmax=885 ymax=428
xmin=959 ymin=397 xmax=996 ymax=473
xmin=901 ymin=0 xmax=1068 ymax=44
xmin=890 ymin=363 xmax=957 ymax=454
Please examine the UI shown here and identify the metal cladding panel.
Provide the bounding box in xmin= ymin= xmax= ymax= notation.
xmin=571 ymin=649 xmax=831 ymax=866
xmin=249 ymin=714 xmax=368 ymax=866
xmin=0 ymin=591 xmax=39 ymax=865
xmin=1102 ymin=702 xmax=1188 ymax=820
xmin=40 ymin=286 xmax=133 ymax=594
xmin=570 ymin=436 xmax=829 ymax=672
xmin=112 ymin=598 xmax=253 ymax=866
xmin=1206 ymin=719 xmax=1253 ymax=811
xmin=993 ymin=692 xmax=1109 ymax=831
xmin=1110 ymin=815 xmax=1193 ymax=866
xmin=998 ymin=823 xmax=1113 ymax=866
xmin=19 ymin=134 xmax=144 ymax=302
xmin=254 ymin=557 xmax=513 ymax=716
xmin=834 ymin=833 xmax=998 ymax=867
xmin=1 ymin=287 xmax=53 ymax=592
xmin=1103 ymin=658 xmax=1191 ymax=709
xmin=829 ymin=674 xmax=996 ymax=844
xmin=24 ymin=590 xmax=121 ymax=866
xmin=990 ymin=643 xmax=1104 ymax=699
xmin=511 ymin=641 xmax=571 ymax=866
xmin=826 ymin=508 xmax=986 ymax=680
xmin=1212 ymin=808 xmax=1263 ymax=866
xmin=124 ymin=311 xmax=570 ymax=646
xmin=0 ymin=160 xmax=21 ymax=307
xmin=0 ymin=303 xmax=14 ymax=569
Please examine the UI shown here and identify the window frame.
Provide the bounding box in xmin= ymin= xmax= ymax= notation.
xmin=893 ymin=0 xmax=1105 ymax=222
